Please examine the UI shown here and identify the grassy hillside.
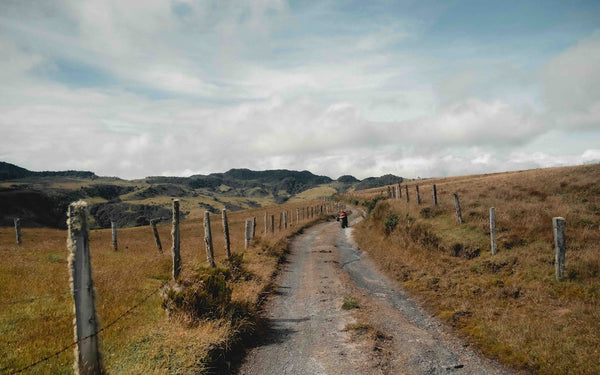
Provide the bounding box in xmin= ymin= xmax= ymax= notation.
xmin=347 ymin=164 xmax=600 ymax=374
xmin=0 ymin=199 xmax=336 ymax=374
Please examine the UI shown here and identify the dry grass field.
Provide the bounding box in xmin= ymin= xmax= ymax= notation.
xmin=348 ymin=164 xmax=600 ymax=374
xmin=0 ymin=199 xmax=334 ymax=374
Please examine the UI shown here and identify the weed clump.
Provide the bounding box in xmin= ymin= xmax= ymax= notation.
xmin=162 ymin=267 xmax=233 ymax=325
xmin=341 ymin=297 xmax=360 ymax=310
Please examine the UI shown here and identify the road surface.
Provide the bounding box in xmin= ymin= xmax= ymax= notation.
xmin=238 ymin=211 xmax=516 ymax=375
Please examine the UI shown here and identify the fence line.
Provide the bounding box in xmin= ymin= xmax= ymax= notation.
xmin=7 ymin=198 xmax=333 ymax=373
xmin=10 ymin=279 xmax=170 ymax=374
xmin=343 ymin=184 xmax=570 ymax=279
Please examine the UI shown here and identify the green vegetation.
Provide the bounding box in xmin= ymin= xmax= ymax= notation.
xmin=342 ymin=297 xmax=360 ymax=310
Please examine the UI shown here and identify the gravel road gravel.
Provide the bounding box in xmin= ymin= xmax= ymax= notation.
xmin=238 ymin=210 xmax=518 ymax=375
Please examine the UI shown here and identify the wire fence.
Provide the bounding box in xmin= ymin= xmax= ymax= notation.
xmin=9 ymin=279 xmax=170 ymax=374
xmin=0 ymin=290 xmax=70 ymax=306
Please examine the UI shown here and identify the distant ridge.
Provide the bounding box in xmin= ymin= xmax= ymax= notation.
xmin=0 ymin=161 xmax=97 ymax=180
xmin=0 ymin=161 xmax=404 ymax=229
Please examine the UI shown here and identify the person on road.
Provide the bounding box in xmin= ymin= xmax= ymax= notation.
xmin=339 ymin=211 xmax=348 ymax=228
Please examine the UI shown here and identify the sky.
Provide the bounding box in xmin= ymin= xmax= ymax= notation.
xmin=1 ymin=0 xmax=600 ymax=180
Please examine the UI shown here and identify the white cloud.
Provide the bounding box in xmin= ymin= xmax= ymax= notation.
xmin=542 ymin=32 xmax=600 ymax=129
xmin=1 ymin=2 xmax=599 ymax=182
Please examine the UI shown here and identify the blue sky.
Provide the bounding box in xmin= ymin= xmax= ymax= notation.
xmin=1 ymin=0 xmax=599 ymax=179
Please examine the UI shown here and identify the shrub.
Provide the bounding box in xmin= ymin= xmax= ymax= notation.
xmin=363 ymin=196 xmax=387 ymax=215
xmin=162 ymin=267 xmax=233 ymax=325
xmin=384 ymin=213 xmax=399 ymax=235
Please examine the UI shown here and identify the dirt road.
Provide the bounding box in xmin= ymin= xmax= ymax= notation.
xmin=238 ymin=211 xmax=516 ymax=375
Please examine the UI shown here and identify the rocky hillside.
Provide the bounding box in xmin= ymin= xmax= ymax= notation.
xmin=0 ymin=162 xmax=403 ymax=229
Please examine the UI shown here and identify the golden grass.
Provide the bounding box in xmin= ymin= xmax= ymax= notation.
xmin=348 ymin=164 xmax=600 ymax=374
xmin=0 ymin=199 xmax=334 ymax=374
xmin=288 ymin=185 xmax=337 ymax=202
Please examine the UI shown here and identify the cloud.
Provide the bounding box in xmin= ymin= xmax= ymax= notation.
xmin=1 ymin=1 xmax=599 ymax=182
xmin=542 ymin=32 xmax=600 ymax=130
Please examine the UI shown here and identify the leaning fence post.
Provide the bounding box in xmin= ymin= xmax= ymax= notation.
xmin=553 ymin=217 xmax=566 ymax=281
xmin=222 ymin=210 xmax=231 ymax=259
xmin=453 ymin=193 xmax=463 ymax=224
xmin=14 ymin=218 xmax=21 ymax=245
xmin=416 ymin=185 xmax=421 ymax=205
xmin=171 ymin=200 xmax=181 ymax=280
xmin=111 ymin=221 xmax=118 ymax=251
xmin=67 ymin=201 xmax=103 ymax=374
xmin=490 ymin=207 xmax=497 ymax=255
xmin=245 ymin=220 xmax=251 ymax=249
xmin=284 ymin=211 xmax=288 ymax=229
xmin=433 ymin=184 xmax=438 ymax=206
xmin=204 ymin=211 xmax=215 ymax=268
xmin=150 ymin=219 xmax=162 ymax=252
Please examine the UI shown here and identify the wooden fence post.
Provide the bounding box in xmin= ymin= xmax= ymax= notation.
xmin=67 ymin=201 xmax=103 ymax=374
xmin=416 ymin=185 xmax=421 ymax=205
xmin=270 ymin=215 xmax=275 ymax=234
xmin=296 ymin=208 xmax=300 ymax=225
xmin=553 ymin=217 xmax=566 ymax=281
xmin=433 ymin=184 xmax=438 ymax=206
xmin=490 ymin=207 xmax=497 ymax=255
xmin=405 ymin=185 xmax=409 ymax=202
xmin=453 ymin=193 xmax=463 ymax=225
xmin=171 ymin=200 xmax=181 ymax=280
xmin=279 ymin=212 xmax=283 ymax=231
xmin=398 ymin=184 xmax=402 ymax=198
xmin=14 ymin=218 xmax=21 ymax=245
xmin=111 ymin=221 xmax=118 ymax=251
xmin=150 ymin=219 xmax=162 ymax=252
xmin=245 ymin=220 xmax=251 ymax=249
xmin=222 ymin=210 xmax=231 ymax=259
xmin=264 ymin=211 xmax=268 ymax=234
xmin=284 ymin=211 xmax=288 ymax=229
xmin=252 ymin=217 xmax=256 ymax=238
xmin=204 ymin=211 xmax=215 ymax=268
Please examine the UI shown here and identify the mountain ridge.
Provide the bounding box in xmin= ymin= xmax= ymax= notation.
xmin=0 ymin=161 xmax=403 ymax=229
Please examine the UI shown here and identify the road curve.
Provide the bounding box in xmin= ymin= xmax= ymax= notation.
xmin=238 ymin=211 xmax=517 ymax=375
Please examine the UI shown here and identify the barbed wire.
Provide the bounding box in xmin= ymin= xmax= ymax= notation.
xmin=9 ymin=279 xmax=170 ymax=374
xmin=0 ymin=290 xmax=71 ymax=306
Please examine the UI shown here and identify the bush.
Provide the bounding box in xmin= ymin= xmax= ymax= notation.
xmin=162 ymin=268 xmax=232 ymax=325
xmin=363 ymin=196 xmax=387 ymax=215
xmin=384 ymin=213 xmax=399 ymax=235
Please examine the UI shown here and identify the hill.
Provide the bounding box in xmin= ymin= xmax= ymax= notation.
xmin=0 ymin=162 xmax=403 ymax=229
xmin=348 ymin=163 xmax=600 ymax=374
